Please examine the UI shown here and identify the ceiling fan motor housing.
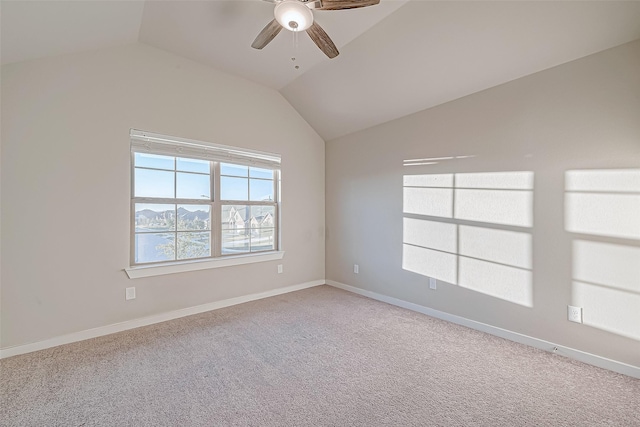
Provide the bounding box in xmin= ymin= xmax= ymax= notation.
xmin=274 ymin=0 xmax=314 ymax=32
xmin=253 ymin=0 xmax=380 ymax=58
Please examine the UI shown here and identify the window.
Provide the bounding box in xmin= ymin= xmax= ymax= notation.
xmin=220 ymin=163 xmax=277 ymax=255
xmin=130 ymin=130 xmax=280 ymax=268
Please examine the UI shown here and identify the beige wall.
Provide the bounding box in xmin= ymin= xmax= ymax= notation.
xmin=2 ymin=38 xmax=638 ymax=368
xmin=326 ymin=41 xmax=640 ymax=367
xmin=1 ymin=43 xmax=325 ymax=348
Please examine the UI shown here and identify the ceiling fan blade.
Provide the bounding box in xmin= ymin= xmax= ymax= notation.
xmin=318 ymin=0 xmax=380 ymax=11
xmin=306 ymin=22 xmax=339 ymax=59
xmin=251 ymin=19 xmax=283 ymax=50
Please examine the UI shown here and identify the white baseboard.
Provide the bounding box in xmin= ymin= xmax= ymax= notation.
xmin=326 ymin=280 xmax=640 ymax=379
xmin=4 ymin=279 xmax=638 ymax=379
xmin=0 ymin=280 xmax=324 ymax=359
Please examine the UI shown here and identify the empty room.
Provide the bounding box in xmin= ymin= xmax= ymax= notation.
xmin=1 ymin=1 xmax=639 ymax=425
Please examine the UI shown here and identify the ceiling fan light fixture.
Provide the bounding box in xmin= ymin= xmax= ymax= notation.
xmin=274 ymin=0 xmax=313 ymax=32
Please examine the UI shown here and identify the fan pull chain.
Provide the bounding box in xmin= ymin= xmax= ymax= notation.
xmin=291 ymin=30 xmax=301 ymax=70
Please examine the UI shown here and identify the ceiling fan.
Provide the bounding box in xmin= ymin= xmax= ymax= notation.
xmin=251 ymin=0 xmax=380 ymax=59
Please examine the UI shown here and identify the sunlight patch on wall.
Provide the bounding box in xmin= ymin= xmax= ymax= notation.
xmin=567 ymin=169 xmax=640 ymax=341
xmin=403 ymin=156 xmax=476 ymax=167
xmin=402 ymin=243 xmax=457 ymax=284
xmin=403 ymin=187 xmax=454 ymax=218
xmin=458 ymin=257 xmax=532 ymax=308
xmin=403 ymin=218 xmax=457 ymax=253
xmin=402 ymin=171 xmax=534 ymax=309
xmin=455 ymin=189 xmax=532 ymax=228
xmin=458 ymin=225 xmax=533 ymax=306
xmin=402 ymin=218 xmax=457 ymax=283
xmin=459 ymin=226 xmax=532 ymax=269
xmin=403 ymin=174 xmax=454 ymax=218
xmin=566 ymin=169 xmax=640 ymax=193
xmin=401 ymin=220 xmax=533 ymax=307
xmin=403 ymin=171 xmax=533 ymax=228
xmin=403 ymin=174 xmax=454 ymax=187
xmin=565 ymin=169 xmax=640 ymax=239
xmin=572 ymin=240 xmax=640 ymax=341
xmin=566 ymin=193 xmax=640 ymax=239
xmin=455 ymin=171 xmax=533 ymax=227
xmin=456 ymin=171 xmax=534 ymax=190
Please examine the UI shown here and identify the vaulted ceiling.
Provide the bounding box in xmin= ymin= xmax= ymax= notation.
xmin=3 ymin=1 xmax=640 ymax=141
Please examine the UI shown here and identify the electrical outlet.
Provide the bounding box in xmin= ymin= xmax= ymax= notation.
xmin=126 ymin=287 xmax=136 ymax=301
xmin=568 ymin=305 xmax=582 ymax=323
xmin=429 ymin=278 xmax=437 ymax=290
xmin=277 ymin=264 xmax=283 ymax=274
xmin=354 ymin=264 xmax=359 ymax=274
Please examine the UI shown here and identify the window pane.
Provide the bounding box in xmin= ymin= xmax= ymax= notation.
xmin=251 ymin=228 xmax=275 ymax=252
xmin=135 ymin=233 xmax=175 ymax=263
xmin=221 ymin=176 xmax=248 ymax=200
xmin=177 ymin=205 xmax=211 ymax=231
xmin=135 ymin=204 xmax=175 ymax=232
xmin=177 ymin=157 xmax=209 ymax=173
xmin=177 ymin=172 xmax=210 ymax=199
xmin=222 ymin=229 xmax=250 ymax=254
xmin=221 ymin=163 xmax=248 ymax=177
xmin=177 ymin=232 xmax=211 ymax=260
xmin=222 ymin=205 xmax=249 ymax=230
xmin=135 ymin=168 xmax=174 ymax=198
xmin=250 ymin=206 xmax=275 ymax=228
xmin=250 ymin=179 xmax=274 ymax=201
xmin=134 ymin=152 xmax=174 ymax=170
xmin=250 ymin=167 xmax=273 ymax=179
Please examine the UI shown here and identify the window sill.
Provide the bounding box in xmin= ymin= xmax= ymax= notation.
xmin=125 ymin=251 xmax=285 ymax=279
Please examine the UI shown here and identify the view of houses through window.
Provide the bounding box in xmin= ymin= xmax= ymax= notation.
xmin=132 ymin=150 xmax=279 ymax=265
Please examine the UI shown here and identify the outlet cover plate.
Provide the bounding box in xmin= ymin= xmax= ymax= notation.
xmin=429 ymin=278 xmax=437 ymax=290
xmin=568 ymin=305 xmax=582 ymax=323
xmin=126 ymin=287 xmax=136 ymax=301
xmin=354 ymin=264 xmax=359 ymax=274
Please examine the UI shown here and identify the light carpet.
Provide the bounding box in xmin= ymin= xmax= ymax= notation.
xmin=1 ymin=285 xmax=638 ymax=426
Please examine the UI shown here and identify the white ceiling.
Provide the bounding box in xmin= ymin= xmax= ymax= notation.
xmin=2 ymin=1 xmax=640 ymax=141
xmin=0 ymin=1 xmax=145 ymax=65
xmin=139 ymin=0 xmax=407 ymax=90
xmin=283 ymin=1 xmax=640 ymax=140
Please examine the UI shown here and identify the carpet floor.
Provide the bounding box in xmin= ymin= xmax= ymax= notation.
xmin=1 ymin=285 xmax=638 ymax=426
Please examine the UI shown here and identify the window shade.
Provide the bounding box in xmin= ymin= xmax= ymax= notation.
xmin=130 ymin=129 xmax=281 ymax=169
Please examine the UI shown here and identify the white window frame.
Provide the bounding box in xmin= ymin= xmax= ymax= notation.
xmin=125 ymin=130 xmax=283 ymax=279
